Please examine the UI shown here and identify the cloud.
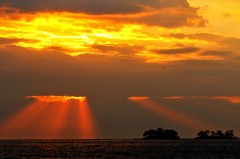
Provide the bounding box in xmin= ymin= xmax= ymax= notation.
xmin=0 ymin=0 xmax=207 ymax=27
xmin=187 ymin=34 xmax=240 ymax=56
xmin=0 ymin=37 xmax=37 ymax=45
xmin=0 ymin=0 xmax=191 ymax=14
xmin=1 ymin=45 xmax=240 ymax=138
xmin=166 ymin=33 xmax=233 ymax=43
xmin=135 ymin=8 xmax=206 ymax=27
xmin=156 ymin=47 xmax=200 ymax=54
xmin=164 ymin=33 xmax=240 ymax=58
xmin=166 ymin=33 xmax=186 ymax=39
xmin=91 ymin=44 xmax=143 ymax=55
xmin=200 ymin=50 xmax=235 ymax=58
xmin=0 ymin=0 xmax=142 ymax=14
xmin=0 ymin=38 xmax=37 ymax=45
xmin=1 ymin=45 xmax=240 ymax=98
xmin=0 ymin=38 xmax=21 ymax=45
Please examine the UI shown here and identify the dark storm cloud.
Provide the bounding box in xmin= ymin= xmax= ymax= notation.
xmin=156 ymin=47 xmax=200 ymax=54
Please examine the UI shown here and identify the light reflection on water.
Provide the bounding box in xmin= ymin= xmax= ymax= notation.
xmin=0 ymin=139 xmax=240 ymax=159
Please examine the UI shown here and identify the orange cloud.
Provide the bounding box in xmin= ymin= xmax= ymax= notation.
xmin=164 ymin=96 xmax=185 ymax=100
xmin=155 ymin=47 xmax=200 ymax=54
xmin=0 ymin=1 xmax=237 ymax=64
xmin=27 ymin=96 xmax=86 ymax=102
xmin=213 ymin=96 xmax=240 ymax=104
xmin=128 ymin=96 xmax=150 ymax=100
xmin=0 ymin=0 xmax=206 ymax=27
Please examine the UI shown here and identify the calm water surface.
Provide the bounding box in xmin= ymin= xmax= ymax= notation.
xmin=0 ymin=139 xmax=240 ymax=159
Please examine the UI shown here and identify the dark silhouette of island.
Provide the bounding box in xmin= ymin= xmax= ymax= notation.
xmin=196 ymin=130 xmax=238 ymax=139
xmin=143 ymin=128 xmax=179 ymax=139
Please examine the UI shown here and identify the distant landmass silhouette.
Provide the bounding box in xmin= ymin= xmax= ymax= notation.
xmin=143 ymin=128 xmax=179 ymax=140
xmin=142 ymin=128 xmax=239 ymax=140
xmin=196 ymin=130 xmax=238 ymax=139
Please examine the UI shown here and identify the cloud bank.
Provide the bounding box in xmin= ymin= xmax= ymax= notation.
xmin=0 ymin=0 xmax=206 ymax=27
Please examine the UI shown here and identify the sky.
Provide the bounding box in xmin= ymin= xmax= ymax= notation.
xmin=0 ymin=0 xmax=240 ymax=139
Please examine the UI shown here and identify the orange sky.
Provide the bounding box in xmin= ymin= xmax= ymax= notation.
xmin=1 ymin=0 xmax=240 ymax=63
xmin=1 ymin=0 xmax=240 ymax=138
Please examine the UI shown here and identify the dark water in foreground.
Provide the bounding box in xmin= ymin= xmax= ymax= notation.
xmin=1 ymin=139 xmax=240 ymax=159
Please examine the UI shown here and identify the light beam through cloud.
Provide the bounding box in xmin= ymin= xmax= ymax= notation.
xmin=128 ymin=96 xmax=216 ymax=131
xmin=0 ymin=96 xmax=98 ymax=139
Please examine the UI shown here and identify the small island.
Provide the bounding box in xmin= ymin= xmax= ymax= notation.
xmin=143 ymin=128 xmax=179 ymax=139
xmin=196 ymin=130 xmax=238 ymax=139
xmin=142 ymin=128 xmax=239 ymax=140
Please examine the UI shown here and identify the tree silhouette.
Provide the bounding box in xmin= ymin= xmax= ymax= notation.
xmin=210 ymin=131 xmax=216 ymax=138
xmin=196 ymin=130 xmax=238 ymax=139
xmin=225 ymin=130 xmax=234 ymax=138
xmin=197 ymin=130 xmax=210 ymax=139
xmin=143 ymin=128 xmax=179 ymax=139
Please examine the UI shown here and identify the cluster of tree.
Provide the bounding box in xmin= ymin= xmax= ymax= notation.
xmin=143 ymin=128 xmax=239 ymax=140
xmin=196 ymin=130 xmax=238 ymax=139
xmin=143 ymin=128 xmax=179 ymax=139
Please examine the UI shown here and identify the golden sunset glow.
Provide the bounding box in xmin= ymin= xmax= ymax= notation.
xmin=1 ymin=0 xmax=237 ymax=63
xmin=27 ymin=96 xmax=86 ymax=102
xmin=128 ymin=96 xmax=149 ymax=101
xmin=0 ymin=96 xmax=97 ymax=139
xmin=164 ymin=96 xmax=185 ymax=100
xmin=1 ymin=0 xmax=240 ymax=139
xmin=213 ymin=96 xmax=240 ymax=104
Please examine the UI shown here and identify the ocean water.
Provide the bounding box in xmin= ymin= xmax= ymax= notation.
xmin=1 ymin=139 xmax=240 ymax=159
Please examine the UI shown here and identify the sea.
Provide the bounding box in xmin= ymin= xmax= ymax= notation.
xmin=1 ymin=139 xmax=240 ymax=159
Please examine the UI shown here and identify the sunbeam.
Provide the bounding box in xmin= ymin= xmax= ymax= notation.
xmin=129 ymin=97 xmax=216 ymax=131
xmin=0 ymin=96 xmax=98 ymax=139
xmin=79 ymin=98 xmax=97 ymax=139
